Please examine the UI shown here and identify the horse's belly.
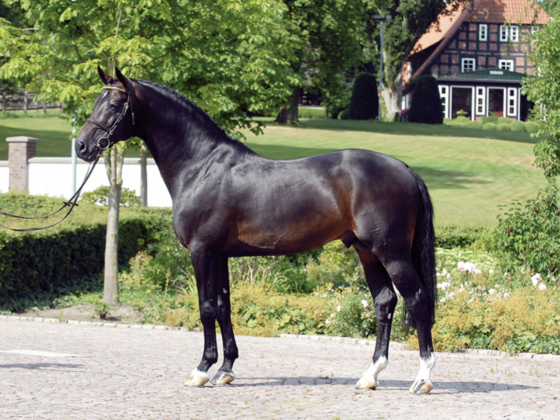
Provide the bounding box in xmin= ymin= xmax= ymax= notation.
xmin=229 ymin=216 xmax=347 ymax=256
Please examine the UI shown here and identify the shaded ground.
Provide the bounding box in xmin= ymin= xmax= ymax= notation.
xmin=19 ymin=303 xmax=144 ymax=324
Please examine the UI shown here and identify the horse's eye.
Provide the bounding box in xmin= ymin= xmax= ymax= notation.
xmin=109 ymin=102 xmax=119 ymax=109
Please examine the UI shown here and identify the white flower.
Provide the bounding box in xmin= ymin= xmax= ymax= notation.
xmin=336 ymin=305 xmax=341 ymax=312
xmin=361 ymin=300 xmax=368 ymax=309
xmin=489 ymin=269 xmax=494 ymax=274
xmin=489 ymin=289 xmax=496 ymax=295
xmin=531 ymin=273 xmax=542 ymax=286
xmin=325 ymin=319 xmax=331 ymax=324
xmin=437 ymin=282 xmax=450 ymax=290
xmin=446 ymin=272 xmax=452 ymax=282
xmin=330 ymin=313 xmax=335 ymax=318
xmin=539 ymin=283 xmax=548 ymax=292
xmin=504 ymin=293 xmax=510 ymax=298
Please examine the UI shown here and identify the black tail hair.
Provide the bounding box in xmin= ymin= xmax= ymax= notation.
xmin=402 ymin=166 xmax=437 ymax=329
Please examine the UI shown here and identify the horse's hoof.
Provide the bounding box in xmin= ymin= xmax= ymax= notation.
xmin=184 ymin=369 xmax=209 ymax=387
xmin=210 ymin=371 xmax=236 ymax=385
xmin=409 ymin=379 xmax=433 ymax=394
xmin=355 ymin=376 xmax=376 ymax=390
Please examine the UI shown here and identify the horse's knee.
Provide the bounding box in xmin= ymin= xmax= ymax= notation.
xmin=199 ymin=301 xmax=217 ymax=325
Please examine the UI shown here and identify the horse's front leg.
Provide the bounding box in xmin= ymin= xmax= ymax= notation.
xmin=184 ymin=245 xmax=221 ymax=387
xmin=210 ymin=256 xmax=239 ymax=385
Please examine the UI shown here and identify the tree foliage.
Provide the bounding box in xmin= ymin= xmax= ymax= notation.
xmin=407 ymin=75 xmax=443 ymax=124
xmin=524 ymin=2 xmax=560 ymax=181
xmin=0 ymin=0 xmax=300 ymax=137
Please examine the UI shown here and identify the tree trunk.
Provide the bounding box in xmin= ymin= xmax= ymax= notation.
xmin=274 ymin=88 xmax=300 ymax=124
xmin=103 ymin=146 xmax=125 ymax=304
xmin=140 ymin=141 xmax=148 ymax=207
xmin=23 ymin=89 xmax=28 ymax=115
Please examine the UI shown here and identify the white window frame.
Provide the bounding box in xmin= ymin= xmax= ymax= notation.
xmin=507 ymin=88 xmax=517 ymax=117
xmin=531 ymin=26 xmax=540 ymax=34
xmin=461 ymin=58 xmax=476 ymax=73
xmin=479 ymin=24 xmax=488 ymax=41
xmin=439 ymin=85 xmax=449 ymax=119
xmin=476 ymin=87 xmax=486 ymax=116
xmin=498 ymin=59 xmax=514 ymax=71
xmin=510 ymin=25 xmax=519 ymax=42
xmin=499 ymin=25 xmax=508 ymax=42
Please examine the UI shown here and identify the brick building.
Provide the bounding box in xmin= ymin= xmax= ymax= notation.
xmin=406 ymin=0 xmax=549 ymax=121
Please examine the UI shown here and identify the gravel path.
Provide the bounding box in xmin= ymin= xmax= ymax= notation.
xmin=1 ymin=317 xmax=559 ymax=419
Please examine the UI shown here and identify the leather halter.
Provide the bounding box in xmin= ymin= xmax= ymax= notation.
xmin=87 ymin=83 xmax=135 ymax=155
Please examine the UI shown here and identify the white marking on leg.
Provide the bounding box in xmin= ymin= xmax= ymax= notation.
xmin=184 ymin=368 xmax=210 ymax=387
xmin=410 ymin=352 xmax=436 ymax=394
xmin=355 ymin=356 xmax=388 ymax=389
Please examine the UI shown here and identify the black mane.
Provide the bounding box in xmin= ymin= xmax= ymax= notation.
xmin=132 ymin=78 xmax=252 ymax=155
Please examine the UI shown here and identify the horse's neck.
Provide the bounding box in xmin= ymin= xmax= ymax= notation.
xmin=136 ymin=86 xmax=245 ymax=198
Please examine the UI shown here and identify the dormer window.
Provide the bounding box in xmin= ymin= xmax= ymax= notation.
xmin=499 ymin=59 xmax=514 ymax=71
xmin=461 ymin=58 xmax=476 ymax=73
xmin=479 ymin=24 xmax=488 ymax=41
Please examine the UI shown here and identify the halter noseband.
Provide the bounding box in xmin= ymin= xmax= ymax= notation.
xmin=87 ymin=84 xmax=135 ymax=155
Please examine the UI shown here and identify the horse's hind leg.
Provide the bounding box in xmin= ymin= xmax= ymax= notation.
xmin=383 ymin=256 xmax=436 ymax=394
xmin=210 ymin=257 xmax=239 ymax=385
xmin=355 ymin=250 xmax=398 ymax=390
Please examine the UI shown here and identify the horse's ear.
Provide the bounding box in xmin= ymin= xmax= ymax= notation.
xmin=115 ymin=67 xmax=130 ymax=90
xmin=97 ymin=66 xmax=111 ymax=85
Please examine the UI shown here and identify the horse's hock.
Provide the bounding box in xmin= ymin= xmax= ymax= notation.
xmin=6 ymin=136 xmax=39 ymax=193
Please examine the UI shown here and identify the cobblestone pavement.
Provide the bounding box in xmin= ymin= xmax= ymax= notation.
xmin=1 ymin=318 xmax=559 ymax=419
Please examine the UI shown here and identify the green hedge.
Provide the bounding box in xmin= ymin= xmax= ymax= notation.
xmin=0 ymin=194 xmax=172 ymax=310
xmin=435 ymin=225 xmax=484 ymax=248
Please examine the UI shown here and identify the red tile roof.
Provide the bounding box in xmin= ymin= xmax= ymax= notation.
xmin=467 ymin=0 xmax=549 ymax=24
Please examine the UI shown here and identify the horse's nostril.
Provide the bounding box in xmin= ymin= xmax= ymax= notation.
xmin=78 ymin=140 xmax=87 ymax=154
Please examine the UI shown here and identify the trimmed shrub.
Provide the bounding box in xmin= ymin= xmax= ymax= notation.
xmin=408 ymin=75 xmax=443 ymax=124
xmin=497 ymin=117 xmax=512 ymax=124
xmin=497 ymin=123 xmax=511 ymax=131
xmin=349 ymin=73 xmax=378 ymax=120
xmin=510 ymin=121 xmax=526 ymax=132
xmin=525 ymin=121 xmax=538 ymax=134
xmin=483 ymin=122 xmax=498 ymax=130
xmin=466 ymin=121 xmax=483 ymax=129
xmin=481 ymin=116 xmax=498 ymax=124
xmin=435 ymin=225 xmax=484 ymax=248
xmin=338 ymin=108 xmax=351 ymax=120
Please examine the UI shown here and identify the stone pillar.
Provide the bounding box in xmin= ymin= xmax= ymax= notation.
xmin=7 ymin=136 xmax=39 ymax=193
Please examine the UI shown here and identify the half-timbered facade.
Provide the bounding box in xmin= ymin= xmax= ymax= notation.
xmin=406 ymin=0 xmax=549 ymax=121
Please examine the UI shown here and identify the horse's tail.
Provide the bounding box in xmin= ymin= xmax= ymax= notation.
xmin=403 ymin=166 xmax=437 ymax=329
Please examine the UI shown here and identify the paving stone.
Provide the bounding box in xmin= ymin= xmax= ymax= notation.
xmin=0 ymin=318 xmax=559 ymax=419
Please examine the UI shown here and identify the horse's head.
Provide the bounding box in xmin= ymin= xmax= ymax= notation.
xmin=76 ymin=66 xmax=136 ymax=162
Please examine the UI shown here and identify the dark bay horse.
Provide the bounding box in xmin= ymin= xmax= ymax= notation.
xmin=76 ymin=67 xmax=437 ymax=394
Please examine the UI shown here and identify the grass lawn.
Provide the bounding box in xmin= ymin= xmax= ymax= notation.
xmin=243 ymin=119 xmax=546 ymax=228
xmin=1 ymin=113 xmax=546 ymax=227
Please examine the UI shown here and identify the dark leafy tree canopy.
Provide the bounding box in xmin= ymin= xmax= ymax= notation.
xmin=0 ymin=0 xmax=300 ymax=138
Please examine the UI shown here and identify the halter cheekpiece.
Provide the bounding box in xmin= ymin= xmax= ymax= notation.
xmin=87 ymin=83 xmax=135 ymax=155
